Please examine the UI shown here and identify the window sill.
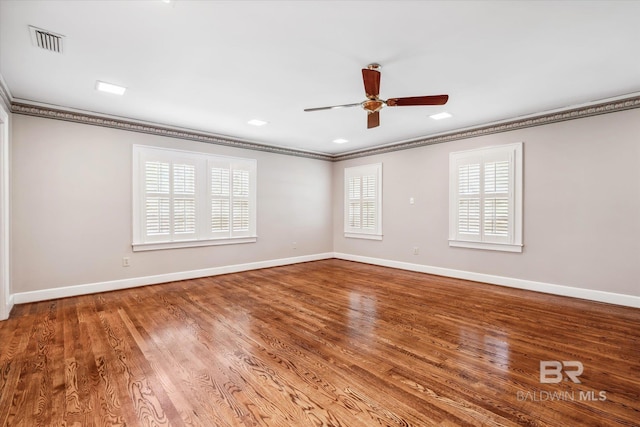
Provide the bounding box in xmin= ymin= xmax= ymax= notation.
xmin=449 ymin=240 xmax=522 ymax=253
xmin=133 ymin=236 xmax=257 ymax=252
xmin=345 ymin=233 xmax=383 ymax=241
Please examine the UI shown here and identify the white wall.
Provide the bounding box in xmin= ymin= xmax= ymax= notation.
xmin=11 ymin=115 xmax=333 ymax=294
xmin=334 ymin=109 xmax=640 ymax=299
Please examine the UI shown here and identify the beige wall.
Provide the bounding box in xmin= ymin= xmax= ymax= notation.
xmin=10 ymin=107 xmax=640 ymax=299
xmin=11 ymin=115 xmax=333 ymax=293
xmin=333 ymin=109 xmax=640 ymax=297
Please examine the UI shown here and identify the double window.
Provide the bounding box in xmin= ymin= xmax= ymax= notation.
xmin=133 ymin=145 xmax=256 ymax=251
xmin=449 ymin=143 xmax=523 ymax=252
xmin=344 ymin=163 xmax=382 ymax=240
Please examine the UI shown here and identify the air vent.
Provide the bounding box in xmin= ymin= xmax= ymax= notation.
xmin=29 ymin=26 xmax=64 ymax=53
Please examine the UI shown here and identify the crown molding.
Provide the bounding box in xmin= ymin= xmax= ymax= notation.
xmin=7 ymin=92 xmax=640 ymax=163
xmin=10 ymin=101 xmax=334 ymax=162
xmin=332 ymin=94 xmax=640 ymax=161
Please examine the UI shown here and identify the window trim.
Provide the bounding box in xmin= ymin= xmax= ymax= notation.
xmin=132 ymin=145 xmax=257 ymax=252
xmin=448 ymin=142 xmax=523 ymax=253
xmin=132 ymin=236 xmax=257 ymax=252
xmin=344 ymin=163 xmax=383 ymax=240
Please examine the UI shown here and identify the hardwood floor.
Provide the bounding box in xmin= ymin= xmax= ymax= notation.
xmin=0 ymin=259 xmax=638 ymax=426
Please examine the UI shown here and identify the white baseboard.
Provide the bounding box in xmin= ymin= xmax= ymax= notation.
xmin=7 ymin=293 xmax=14 ymax=316
xmin=10 ymin=252 xmax=640 ymax=309
xmin=12 ymin=253 xmax=334 ymax=305
xmin=0 ymin=294 xmax=12 ymax=321
xmin=334 ymin=253 xmax=640 ymax=308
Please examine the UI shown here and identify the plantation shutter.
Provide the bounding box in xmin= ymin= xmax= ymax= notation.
xmin=231 ymin=165 xmax=251 ymax=237
xmin=144 ymin=161 xmax=170 ymax=237
xmin=210 ymin=166 xmax=230 ymax=235
xmin=208 ymin=160 xmax=255 ymax=239
xmin=173 ymin=163 xmax=196 ymax=235
xmin=133 ymin=145 xmax=257 ymax=250
xmin=142 ymin=158 xmax=197 ymax=242
xmin=457 ymin=163 xmax=480 ymax=239
xmin=449 ymin=143 xmax=522 ymax=252
xmin=344 ymin=163 xmax=382 ymax=239
xmin=483 ymin=160 xmax=510 ymax=238
xmin=361 ymin=174 xmax=377 ymax=230
xmin=348 ymin=176 xmax=362 ymax=228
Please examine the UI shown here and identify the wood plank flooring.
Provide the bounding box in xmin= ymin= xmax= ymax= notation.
xmin=0 ymin=259 xmax=639 ymax=426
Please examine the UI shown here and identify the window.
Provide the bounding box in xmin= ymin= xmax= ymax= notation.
xmin=449 ymin=143 xmax=523 ymax=252
xmin=133 ymin=145 xmax=256 ymax=251
xmin=344 ymin=163 xmax=382 ymax=240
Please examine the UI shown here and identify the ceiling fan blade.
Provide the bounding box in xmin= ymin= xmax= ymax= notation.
xmin=362 ymin=68 xmax=381 ymax=99
xmin=367 ymin=111 xmax=380 ymax=129
xmin=386 ymin=95 xmax=449 ymax=107
xmin=304 ymin=103 xmax=361 ymax=112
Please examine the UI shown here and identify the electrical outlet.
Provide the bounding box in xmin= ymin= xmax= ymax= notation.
xmin=413 ymin=247 xmax=419 ymax=255
xmin=122 ymin=257 xmax=130 ymax=267
xmin=292 ymin=242 xmax=297 ymax=250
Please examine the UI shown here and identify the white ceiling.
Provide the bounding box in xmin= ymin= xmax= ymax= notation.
xmin=1 ymin=0 xmax=639 ymax=155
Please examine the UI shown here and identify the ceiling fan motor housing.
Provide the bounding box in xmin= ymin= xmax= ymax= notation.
xmin=362 ymin=99 xmax=384 ymax=113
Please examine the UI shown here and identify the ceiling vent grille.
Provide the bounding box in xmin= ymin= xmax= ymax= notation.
xmin=29 ymin=26 xmax=64 ymax=53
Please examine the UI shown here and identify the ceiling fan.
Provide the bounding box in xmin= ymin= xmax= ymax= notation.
xmin=304 ymin=63 xmax=449 ymax=129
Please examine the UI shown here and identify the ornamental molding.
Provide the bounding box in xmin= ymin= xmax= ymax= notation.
xmin=333 ymin=95 xmax=640 ymax=161
xmin=10 ymin=102 xmax=334 ymax=162
xmin=7 ymin=91 xmax=640 ymax=162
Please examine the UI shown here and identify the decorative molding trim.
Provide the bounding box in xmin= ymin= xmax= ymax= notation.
xmin=5 ymin=89 xmax=640 ymax=162
xmin=10 ymin=101 xmax=334 ymax=162
xmin=11 ymin=252 xmax=334 ymax=305
xmin=333 ymin=95 xmax=640 ymax=161
xmin=334 ymin=253 xmax=640 ymax=308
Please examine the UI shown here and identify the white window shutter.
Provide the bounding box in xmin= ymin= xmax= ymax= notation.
xmin=145 ymin=161 xmax=170 ymax=193
xmin=145 ymin=197 xmax=170 ymax=236
xmin=349 ymin=201 xmax=361 ymax=228
xmin=458 ymin=199 xmax=480 ymax=235
xmin=449 ymin=143 xmax=523 ymax=252
xmin=457 ymin=163 xmax=481 ymax=238
xmin=232 ymin=169 xmax=249 ymax=198
xmin=211 ymin=167 xmax=230 ymax=233
xmin=458 ymin=164 xmax=480 ymax=195
xmin=211 ymin=168 xmax=230 ymax=196
xmin=143 ymin=160 xmax=171 ymax=239
xmin=347 ymin=176 xmax=361 ymax=228
xmin=361 ymin=174 xmax=377 ymax=230
xmin=133 ymin=145 xmax=257 ymax=250
xmin=344 ymin=163 xmax=382 ymax=240
xmin=232 ymin=200 xmax=250 ymax=232
xmin=485 ymin=161 xmax=510 ymax=194
xmin=231 ymin=167 xmax=251 ymax=236
xmin=173 ymin=163 xmax=196 ymax=235
xmin=173 ymin=198 xmax=196 ymax=234
xmin=211 ymin=200 xmax=230 ymax=231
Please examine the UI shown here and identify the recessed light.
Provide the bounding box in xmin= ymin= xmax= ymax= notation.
xmin=247 ymin=119 xmax=268 ymax=126
xmin=95 ymin=81 xmax=126 ymax=95
xmin=430 ymin=112 xmax=452 ymax=120
xmin=333 ymin=138 xmax=349 ymax=144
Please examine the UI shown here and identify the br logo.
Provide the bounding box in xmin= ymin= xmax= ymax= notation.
xmin=540 ymin=361 xmax=584 ymax=384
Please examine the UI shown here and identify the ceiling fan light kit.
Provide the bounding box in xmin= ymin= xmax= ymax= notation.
xmin=305 ymin=63 xmax=449 ymax=129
